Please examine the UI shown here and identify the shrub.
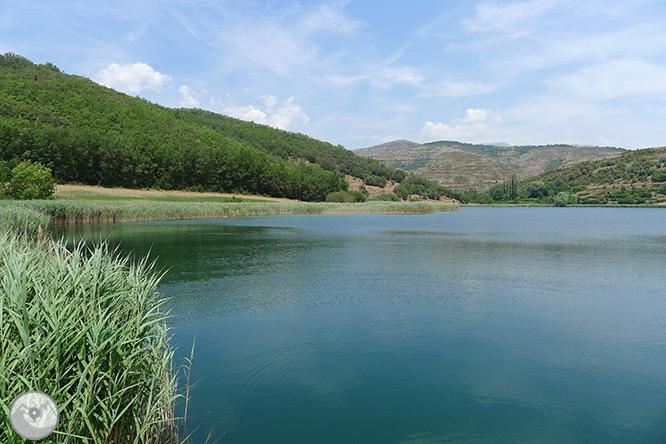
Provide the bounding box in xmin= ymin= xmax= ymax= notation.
xmin=325 ymin=191 xmax=355 ymax=203
xmin=8 ymin=161 xmax=56 ymax=200
xmin=347 ymin=190 xmax=367 ymax=202
xmin=371 ymin=193 xmax=399 ymax=202
xmin=365 ymin=175 xmax=387 ymax=188
xmin=553 ymin=191 xmax=577 ymax=207
xmin=528 ymin=181 xmax=547 ymax=198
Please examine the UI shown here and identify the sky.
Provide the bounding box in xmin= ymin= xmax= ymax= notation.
xmin=1 ymin=0 xmax=665 ymax=150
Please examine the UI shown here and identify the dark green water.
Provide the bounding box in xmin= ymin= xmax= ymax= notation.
xmin=57 ymin=208 xmax=666 ymax=444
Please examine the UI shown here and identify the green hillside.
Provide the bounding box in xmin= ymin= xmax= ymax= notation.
xmin=0 ymin=53 xmax=453 ymax=201
xmin=521 ymin=146 xmax=666 ymax=205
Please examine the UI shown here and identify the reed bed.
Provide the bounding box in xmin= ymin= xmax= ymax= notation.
xmin=0 ymin=200 xmax=458 ymax=225
xmin=0 ymin=205 xmax=50 ymax=237
xmin=0 ymin=233 xmax=181 ymax=443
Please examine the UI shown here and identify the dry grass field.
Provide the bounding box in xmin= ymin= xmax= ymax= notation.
xmin=55 ymin=184 xmax=298 ymax=202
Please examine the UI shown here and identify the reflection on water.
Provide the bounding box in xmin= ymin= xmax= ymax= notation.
xmin=56 ymin=208 xmax=666 ymax=444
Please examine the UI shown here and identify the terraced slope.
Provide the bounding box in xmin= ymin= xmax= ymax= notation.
xmin=355 ymin=140 xmax=624 ymax=191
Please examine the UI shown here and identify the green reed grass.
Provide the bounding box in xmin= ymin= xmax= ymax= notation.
xmin=0 ymin=233 xmax=182 ymax=443
xmin=0 ymin=200 xmax=458 ymax=225
xmin=0 ymin=206 xmax=50 ymax=237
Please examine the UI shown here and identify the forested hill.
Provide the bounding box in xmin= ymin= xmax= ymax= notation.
xmin=0 ymin=53 xmax=449 ymax=201
xmin=521 ymin=146 xmax=666 ymax=205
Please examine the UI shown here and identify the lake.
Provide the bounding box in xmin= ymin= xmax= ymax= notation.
xmin=56 ymin=207 xmax=666 ymax=444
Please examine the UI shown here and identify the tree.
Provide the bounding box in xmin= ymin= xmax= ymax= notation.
xmin=489 ymin=184 xmax=506 ymax=201
xmin=8 ymin=160 xmax=56 ymax=199
xmin=326 ymin=191 xmax=355 ymax=202
xmin=365 ymin=175 xmax=387 ymax=188
xmin=552 ymin=191 xmax=577 ymax=207
xmin=528 ymin=181 xmax=547 ymax=198
xmin=503 ymin=174 xmax=518 ymax=200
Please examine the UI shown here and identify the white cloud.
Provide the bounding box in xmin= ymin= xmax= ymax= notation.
xmin=95 ymin=62 xmax=171 ymax=95
xmin=223 ymin=104 xmax=268 ymax=122
xmin=461 ymin=108 xmax=491 ymax=123
xmin=421 ymin=108 xmax=501 ymax=142
xmin=260 ymin=95 xmax=279 ymax=108
xmin=217 ymin=96 xmax=309 ymax=131
xmin=178 ymin=85 xmax=200 ymax=108
xmin=267 ymin=97 xmax=310 ymax=130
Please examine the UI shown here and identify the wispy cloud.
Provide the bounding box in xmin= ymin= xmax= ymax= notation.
xmin=165 ymin=2 xmax=360 ymax=79
xmin=420 ymin=80 xmax=497 ymax=98
xmin=463 ymin=0 xmax=562 ymax=34
xmin=299 ymin=3 xmax=360 ymax=35
xmin=548 ymin=59 xmax=666 ymax=99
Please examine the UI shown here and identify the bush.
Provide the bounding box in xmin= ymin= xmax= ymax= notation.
xmin=370 ymin=193 xmax=399 ymax=202
xmin=553 ymin=191 xmax=577 ymax=207
xmin=325 ymin=190 xmax=366 ymax=203
xmin=365 ymin=175 xmax=387 ymax=188
xmin=528 ymin=181 xmax=547 ymax=198
xmin=0 ymin=161 xmax=11 ymax=184
xmin=325 ymin=191 xmax=355 ymax=203
xmin=7 ymin=161 xmax=55 ymax=200
xmin=347 ymin=190 xmax=367 ymax=202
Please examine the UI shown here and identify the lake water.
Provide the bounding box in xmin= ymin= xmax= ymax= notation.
xmin=56 ymin=207 xmax=666 ymax=444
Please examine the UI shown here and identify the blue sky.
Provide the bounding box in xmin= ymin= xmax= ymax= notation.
xmin=2 ymin=0 xmax=665 ymax=149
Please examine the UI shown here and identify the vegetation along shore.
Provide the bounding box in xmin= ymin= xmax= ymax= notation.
xmin=0 ymin=231 xmax=185 ymax=443
xmin=1 ymin=199 xmax=459 ymax=226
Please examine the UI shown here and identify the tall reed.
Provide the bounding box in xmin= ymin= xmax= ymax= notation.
xmin=1 ymin=200 xmax=458 ymax=225
xmin=0 ymin=233 xmax=181 ymax=443
xmin=0 ymin=206 xmax=50 ymax=237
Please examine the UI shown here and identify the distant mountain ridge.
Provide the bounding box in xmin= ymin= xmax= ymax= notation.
xmin=354 ymin=140 xmax=624 ymax=191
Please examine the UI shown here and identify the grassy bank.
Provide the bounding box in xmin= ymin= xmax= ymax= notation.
xmin=0 ymin=200 xmax=459 ymax=225
xmin=0 ymin=233 xmax=182 ymax=443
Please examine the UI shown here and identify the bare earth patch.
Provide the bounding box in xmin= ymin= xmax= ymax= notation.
xmin=56 ymin=184 xmax=298 ymax=202
xmin=345 ymin=175 xmax=397 ymax=198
